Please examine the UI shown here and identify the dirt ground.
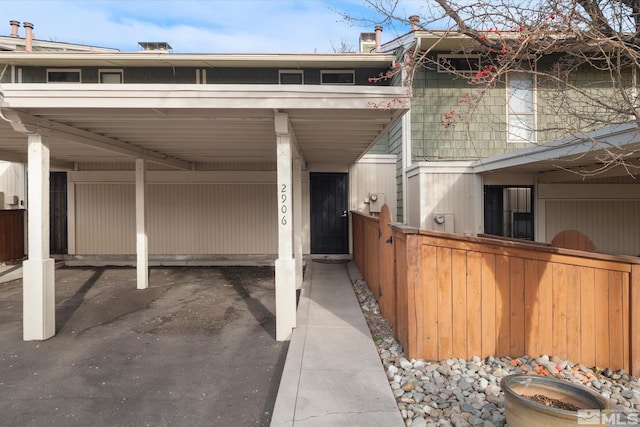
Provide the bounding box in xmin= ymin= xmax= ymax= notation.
xmin=0 ymin=266 xmax=288 ymax=427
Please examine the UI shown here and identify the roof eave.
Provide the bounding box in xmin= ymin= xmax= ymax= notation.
xmin=0 ymin=52 xmax=398 ymax=68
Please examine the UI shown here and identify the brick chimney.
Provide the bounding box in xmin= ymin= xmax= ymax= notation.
xmin=409 ymin=15 xmax=420 ymax=31
xmin=10 ymin=20 xmax=20 ymax=38
xmin=23 ymin=22 xmax=34 ymax=52
xmin=375 ymin=25 xmax=383 ymax=53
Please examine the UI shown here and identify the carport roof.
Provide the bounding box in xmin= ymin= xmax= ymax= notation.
xmin=0 ymin=81 xmax=408 ymax=169
xmin=0 ymin=51 xmax=400 ymax=68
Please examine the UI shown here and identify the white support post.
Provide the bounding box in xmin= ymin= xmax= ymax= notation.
xmin=23 ymin=134 xmax=55 ymax=341
xmin=136 ymin=159 xmax=149 ymax=290
xmin=293 ymin=157 xmax=303 ymax=290
xmin=275 ymin=112 xmax=296 ymax=341
xmin=402 ymin=109 xmax=412 ymax=223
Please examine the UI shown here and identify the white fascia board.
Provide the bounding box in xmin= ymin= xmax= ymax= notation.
xmin=358 ymin=154 xmax=397 ymax=164
xmin=0 ymin=52 xmax=397 ymax=68
xmin=1 ymin=84 xmax=410 ymax=110
xmin=406 ymin=161 xmax=476 ymax=177
xmin=472 ymin=122 xmax=640 ymax=173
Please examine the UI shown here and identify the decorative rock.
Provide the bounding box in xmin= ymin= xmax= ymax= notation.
xmin=459 ymin=379 xmax=473 ymax=391
xmin=387 ymin=365 xmax=399 ymax=377
xmin=414 ymin=361 xmax=426 ymax=371
xmin=486 ymin=393 xmax=503 ymax=405
xmin=400 ymin=358 xmax=413 ymax=370
xmin=484 ymin=384 xmax=501 ymax=396
xmin=350 ymin=276 xmax=640 ymax=427
xmin=403 ymin=380 xmax=416 ymax=392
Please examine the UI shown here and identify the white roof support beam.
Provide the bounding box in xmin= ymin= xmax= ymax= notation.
xmin=3 ymin=109 xmax=192 ymax=170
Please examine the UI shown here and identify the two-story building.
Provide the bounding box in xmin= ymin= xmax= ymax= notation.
xmin=4 ymin=19 xmax=640 ymax=343
xmin=0 ymin=22 xmax=408 ymax=341
xmin=371 ymin=28 xmax=640 ymax=257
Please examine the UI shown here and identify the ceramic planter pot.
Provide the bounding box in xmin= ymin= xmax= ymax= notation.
xmin=501 ymin=374 xmax=611 ymax=427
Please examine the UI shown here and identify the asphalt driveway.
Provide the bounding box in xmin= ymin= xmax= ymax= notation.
xmin=0 ymin=266 xmax=287 ymax=427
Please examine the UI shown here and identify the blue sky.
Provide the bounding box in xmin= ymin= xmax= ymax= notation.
xmin=0 ymin=0 xmax=425 ymax=53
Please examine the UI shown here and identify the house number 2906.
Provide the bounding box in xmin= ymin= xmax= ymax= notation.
xmin=281 ymin=184 xmax=288 ymax=225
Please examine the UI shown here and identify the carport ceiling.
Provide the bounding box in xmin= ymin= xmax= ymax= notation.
xmin=0 ymin=106 xmax=401 ymax=167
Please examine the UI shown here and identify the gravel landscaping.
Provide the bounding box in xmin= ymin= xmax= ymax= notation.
xmin=352 ymin=278 xmax=640 ymax=427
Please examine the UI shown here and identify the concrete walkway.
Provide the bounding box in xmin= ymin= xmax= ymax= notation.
xmin=271 ymin=261 xmax=403 ymax=427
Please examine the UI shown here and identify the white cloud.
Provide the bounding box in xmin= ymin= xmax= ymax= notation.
xmin=0 ymin=0 xmax=414 ymax=53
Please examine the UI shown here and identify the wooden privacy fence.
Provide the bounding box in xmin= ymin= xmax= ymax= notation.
xmin=352 ymin=206 xmax=640 ymax=377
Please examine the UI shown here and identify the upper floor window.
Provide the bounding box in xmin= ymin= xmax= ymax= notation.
xmin=279 ymin=70 xmax=303 ymax=84
xmin=47 ymin=69 xmax=80 ymax=83
xmin=99 ymin=69 xmax=123 ymax=84
xmin=321 ymin=70 xmax=355 ymax=85
xmin=437 ymin=54 xmax=481 ymax=74
xmin=507 ymin=72 xmax=536 ymax=142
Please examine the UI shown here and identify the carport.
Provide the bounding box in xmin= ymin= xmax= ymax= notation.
xmin=0 ymin=53 xmax=408 ymax=342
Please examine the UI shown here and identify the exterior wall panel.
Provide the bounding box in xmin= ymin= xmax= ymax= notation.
xmin=545 ymin=200 xmax=640 ymax=256
xmin=148 ymin=184 xmax=276 ymax=254
xmin=350 ymin=156 xmax=397 ymax=218
xmin=75 ymin=184 xmax=135 ymax=254
xmin=422 ymin=172 xmax=477 ymax=234
xmin=406 ymin=164 xmax=481 ymax=235
xmin=17 ymin=67 xmax=391 ymax=86
xmin=407 ymin=173 xmax=420 ymax=228
xmin=73 ymin=170 xmax=286 ymax=256
xmin=0 ymin=161 xmax=25 ymax=209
